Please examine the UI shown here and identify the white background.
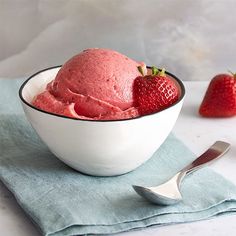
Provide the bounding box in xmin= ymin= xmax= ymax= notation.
xmin=1 ymin=0 xmax=236 ymax=79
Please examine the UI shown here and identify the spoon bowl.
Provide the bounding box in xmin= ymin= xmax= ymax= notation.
xmin=133 ymin=172 xmax=182 ymax=205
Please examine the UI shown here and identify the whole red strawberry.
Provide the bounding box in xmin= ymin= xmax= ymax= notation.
xmin=133 ymin=66 xmax=179 ymax=115
xmin=199 ymin=72 xmax=236 ymax=117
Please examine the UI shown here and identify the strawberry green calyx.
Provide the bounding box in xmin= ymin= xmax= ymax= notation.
xmin=150 ymin=67 xmax=166 ymax=77
xmin=138 ymin=64 xmax=147 ymax=76
xmin=158 ymin=68 xmax=166 ymax=77
xmin=152 ymin=66 xmax=159 ymax=75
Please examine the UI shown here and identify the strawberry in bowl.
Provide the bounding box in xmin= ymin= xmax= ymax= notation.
xmin=134 ymin=66 xmax=180 ymax=116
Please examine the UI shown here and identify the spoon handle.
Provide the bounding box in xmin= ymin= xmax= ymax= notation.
xmin=181 ymin=141 xmax=230 ymax=177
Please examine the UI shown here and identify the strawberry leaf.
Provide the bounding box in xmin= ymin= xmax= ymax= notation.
xmin=151 ymin=66 xmax=159 ymax=76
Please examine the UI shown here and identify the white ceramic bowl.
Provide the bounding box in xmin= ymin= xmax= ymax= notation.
xmin=19 ymin=66 xmax=185 ymax=176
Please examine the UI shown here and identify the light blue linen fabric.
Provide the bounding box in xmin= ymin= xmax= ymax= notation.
xmin=0 ymin=79 xmax=236 ymax=236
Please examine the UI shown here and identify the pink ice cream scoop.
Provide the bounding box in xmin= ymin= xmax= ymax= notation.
xmin=32 ymin=48 xmax=142 ymax=120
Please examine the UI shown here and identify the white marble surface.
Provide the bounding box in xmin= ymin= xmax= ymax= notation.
xmin=0 ymin=81 xmax=236 ymax=236
xmin=1 ymin=0 xmax=236 ymax=80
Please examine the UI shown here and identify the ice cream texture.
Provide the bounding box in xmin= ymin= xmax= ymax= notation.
xmin=32 ymin=48 xmax=142 ymax=120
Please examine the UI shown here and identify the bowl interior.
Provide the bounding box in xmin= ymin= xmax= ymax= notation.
xmin=21 ymin=67 xmax=60 ymax=104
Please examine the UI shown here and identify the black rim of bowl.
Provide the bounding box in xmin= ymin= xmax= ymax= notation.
xmin=19 ymin=65 xmax=186 ymax=122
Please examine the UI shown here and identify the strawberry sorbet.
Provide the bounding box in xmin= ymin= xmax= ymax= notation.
xmin=32 ymin=48 xmax=142 ymax=120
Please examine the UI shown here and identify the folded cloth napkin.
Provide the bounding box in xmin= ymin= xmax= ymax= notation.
xmin=1 ymin=79 xmax=236 ymax=236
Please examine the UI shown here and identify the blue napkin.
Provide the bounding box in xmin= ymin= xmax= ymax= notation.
xmin=1 ymin=79 xmax=236 ymax=236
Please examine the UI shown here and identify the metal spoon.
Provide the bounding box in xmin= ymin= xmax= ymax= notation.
xmin=133 ymin=141 xmax=230 ymax=205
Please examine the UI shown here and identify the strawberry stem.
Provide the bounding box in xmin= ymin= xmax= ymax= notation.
xmin=152 ymin=66 xmax=159 ymax=75
xmin=159 ymin=68 xmax=166 ymax=77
